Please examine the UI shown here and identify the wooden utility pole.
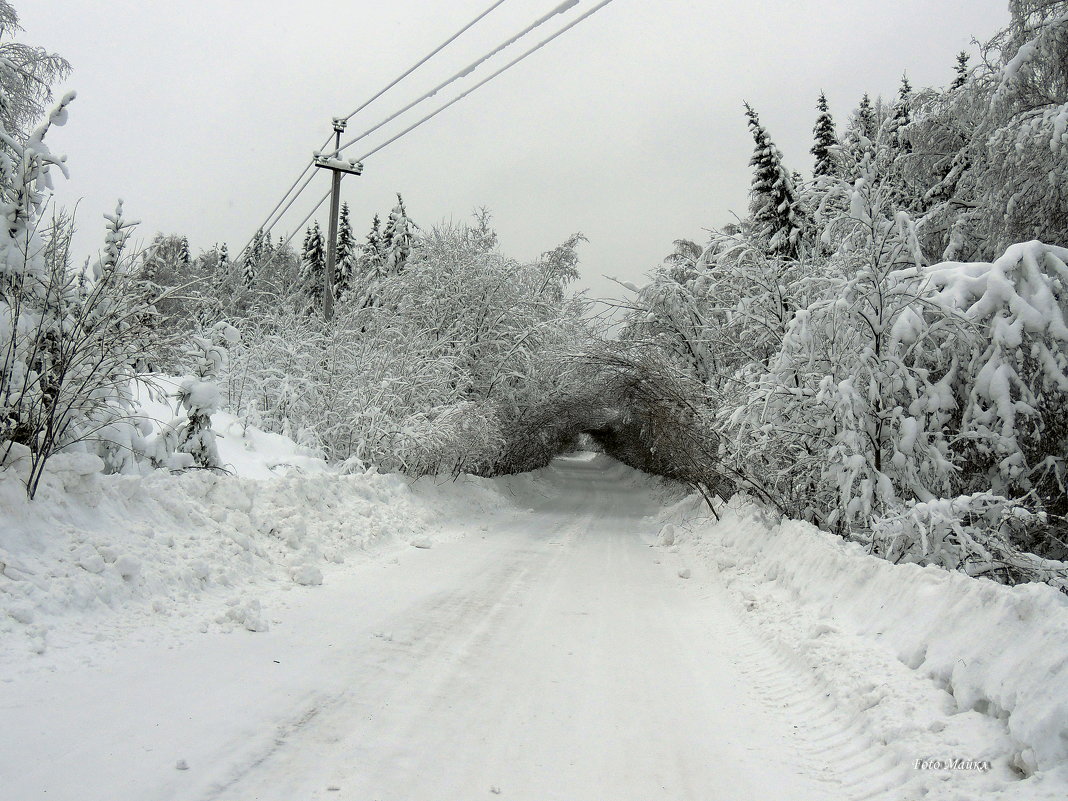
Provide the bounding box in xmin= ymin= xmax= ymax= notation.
xmin=314 ymin=118 xmax=363 ymax=322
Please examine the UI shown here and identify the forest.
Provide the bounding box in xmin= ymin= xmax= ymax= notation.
xmin=2 ymin=0 xmax=1067 ymax=591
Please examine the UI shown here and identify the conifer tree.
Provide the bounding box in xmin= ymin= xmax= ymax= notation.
xmin=241 ymin=245 xmax=256 ymax=289
xmin=951 ymin=51 xmax=969 ymax=89
xmin=887 ymin=74 xmax=914 ymax=152
xmin=219 ymin=242 xmax=229 ymax=268
xmin=382 ymin=194 xmax=414 ymax=274
xmin=336 ymin=201 xmax=355 ymax=297
xmin=856 ymin=92 xmax=875 ymax=140
xmin=363 ymin=214 xmax=384 ymax=276
xmin=811 ymin=91 xmax=837 ymax=179
xmin=250 ymin=229 xmax=266 ymax=266
xmin=301 ymin=221 xmax=326 ymax=306
xmin=178 ymin=236 xmax=191 ymax=268
xmin=744 ymin=103 xmax=804 ymax=258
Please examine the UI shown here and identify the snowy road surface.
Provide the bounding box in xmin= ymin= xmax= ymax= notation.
xmin=0 ymin=456 xmax=1023 ymax=800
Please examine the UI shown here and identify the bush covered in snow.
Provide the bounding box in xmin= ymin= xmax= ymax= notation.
xmin=220 ymin=214 xmax=595 ymax=477
xmin=0 ymin=96 xmax=189 ymax=495
xmin=616 ymin=4 xmax=1068 ymax=586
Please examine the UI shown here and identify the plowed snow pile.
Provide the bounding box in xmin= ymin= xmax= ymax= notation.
xmin=0 ymin=410 xmax=504 ymax=658
xmin=654 ymin=493 xmax=1068 ymax=799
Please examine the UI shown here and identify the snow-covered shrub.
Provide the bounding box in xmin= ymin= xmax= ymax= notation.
xmin=901 ymin=2 xmax=1068 ymax=261
xmin=923 ymin=241 xmax=1068 ymax=521
xmin=872 ymin=493 xmax=1068 ymax=589
xmin=384 ymin=401 xmax=504 ymax=477
xmin=0 ymin=99 xmax=177 ymax=496
xmin=219 ymin=214 xmax=592 ymax=477
xmin=176 ymin=321 xmax=239 ymax=469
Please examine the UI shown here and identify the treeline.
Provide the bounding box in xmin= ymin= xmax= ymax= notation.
xmin=614 ymin=0 xmax=1068 ymax=587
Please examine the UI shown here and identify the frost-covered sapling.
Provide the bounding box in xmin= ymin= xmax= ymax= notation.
xmin=177 ymin=321 xmax=239 ymax=469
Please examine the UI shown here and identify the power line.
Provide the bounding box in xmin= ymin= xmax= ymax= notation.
xmin=235 ymin=0 xmax=516 ymax=263
xmin=246 ymin=0 xmax=620 ymax=262
xmin=337 ymin=0 xmax=514 ymax=126
xmin=348 ymin=0 xmax=620 ymax=162
xmin=260 ymin=163 xmax=316 ymax=237
xmin=335 ymin=0 xmax=582 ymax=155
xmin=277 ymin=188 xmax=332 ymax=257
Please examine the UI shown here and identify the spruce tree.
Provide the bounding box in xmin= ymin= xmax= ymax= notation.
xmin=744 ymin=103 xmax=804 ymax=258
xmin=301 ymin=222 xmax=325 ymax=307
xmin=811 ymin=91 xmax=838 ymax=179
xmin=856 ymin=92 xmax=875 ymax=141
xmin=250 ymin=229 xmax=266 ymax=263
xmin=336 ymin=202 xmax=355 ymax=298
xmin=382 ymin=193 xmax=414 ymax=274
xmin=219 ymin=242 xmax=229 ymax=268
xmin=888 ymin=74 xmax=914 ymax=152
xmin=179 ymin=236 xmax=191 ymax=268
xmin=363 ymin=214 xmax=384 ymax=276
xmin=952 ymin=51 xmax=969 ymax=89
xmin=241 ymin=245 xmax=256 ymax=289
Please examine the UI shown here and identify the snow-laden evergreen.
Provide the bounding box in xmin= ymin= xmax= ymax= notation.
xmin=744 ymin=103 xmax=805 ymax=258
xmin=810 ymin=91 xmax=837 ymax=179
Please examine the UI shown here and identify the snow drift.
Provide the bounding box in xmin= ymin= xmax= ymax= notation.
xmin=656 ymin=492 xmax=1068 ymax=790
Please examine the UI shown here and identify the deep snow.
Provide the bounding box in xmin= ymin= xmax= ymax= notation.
xmin=2 ymin=440 xmax=1068 ymax=799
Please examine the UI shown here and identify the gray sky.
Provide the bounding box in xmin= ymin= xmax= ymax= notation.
xmin=22 ymin=0 xmax=1009 ymax=301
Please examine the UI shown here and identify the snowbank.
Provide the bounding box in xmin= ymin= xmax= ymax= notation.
xmin=0 ymin=414 xmax=506 ymax=658
xmin=655 ymin=493 xmax=1068 ymax=795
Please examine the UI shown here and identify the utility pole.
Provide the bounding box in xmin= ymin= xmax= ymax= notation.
xmin=314 ymin=118 xmax=363 ymax=322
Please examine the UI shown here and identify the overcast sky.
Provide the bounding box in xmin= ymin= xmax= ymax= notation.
xmin=22 ymin=0 xmax=1010 ymax=301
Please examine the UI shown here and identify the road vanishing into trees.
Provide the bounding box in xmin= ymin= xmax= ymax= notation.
xmin=3 ymin=457 xmax=933 ymax=801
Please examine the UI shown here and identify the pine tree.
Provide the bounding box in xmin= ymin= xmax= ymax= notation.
xmin=336 ymin=201 xmax=355 ymax=297
xmin=218 ymin=242 xmax=229 ymax=268
xmin=951 ymin=51 xmax=969 ymax=89
xmin=744 ymin=103 xmax=804 ymax=258
xmin=811 ymin=91 xmax=838 ymax=179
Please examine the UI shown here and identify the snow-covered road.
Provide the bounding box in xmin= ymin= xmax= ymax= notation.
xmin=3 ymin=454 xmax=1062 ymax=800
xmin=206 ymin=455 xmax=835 ymax=801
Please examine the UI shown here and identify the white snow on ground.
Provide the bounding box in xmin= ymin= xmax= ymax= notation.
xmin=2 ymin=448 xmax=1068 ymax=800
xmin=655 ymin=492 xmax=1068 ymax=800
xmin=0 ymin=407 xmax=504 ymax=658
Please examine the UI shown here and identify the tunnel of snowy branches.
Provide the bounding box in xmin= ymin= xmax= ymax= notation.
xmin=475 ymin=346 xmax=734 ymax=507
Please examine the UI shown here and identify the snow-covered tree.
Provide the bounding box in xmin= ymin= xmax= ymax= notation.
xmin=840 ymin=92 xmax=877 ymax=177
xmin=924 ymin=241 xmax=1068 ymax=514
xmin=886 ymin=74 xmax=914 ymax=152
xmin=902 ymin=2 xmax=1068 ymax=260
xmin=301 ymin=221 xmax=325 ymax=308
xmin=382 ymin=194 xmax=414 ymax=274
xmin=811 ymin=91 xmax=838 ymax=179
xmin=335 ymin=201 xmax=355 ymax=298
xmin=0 ymin=1 xmax=70 ymax=140
xmin=0 ymin=97 xmax=182 ymax=494
xmin=176 ymin=321 xmax=239 ymax=469
xmin=951 ymin=51 xmax=970 ymax=89
xmin=744 ymin=103 xmax=805 ymax=258
xmin=241 ymin=243 xmax=256 ymax=288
